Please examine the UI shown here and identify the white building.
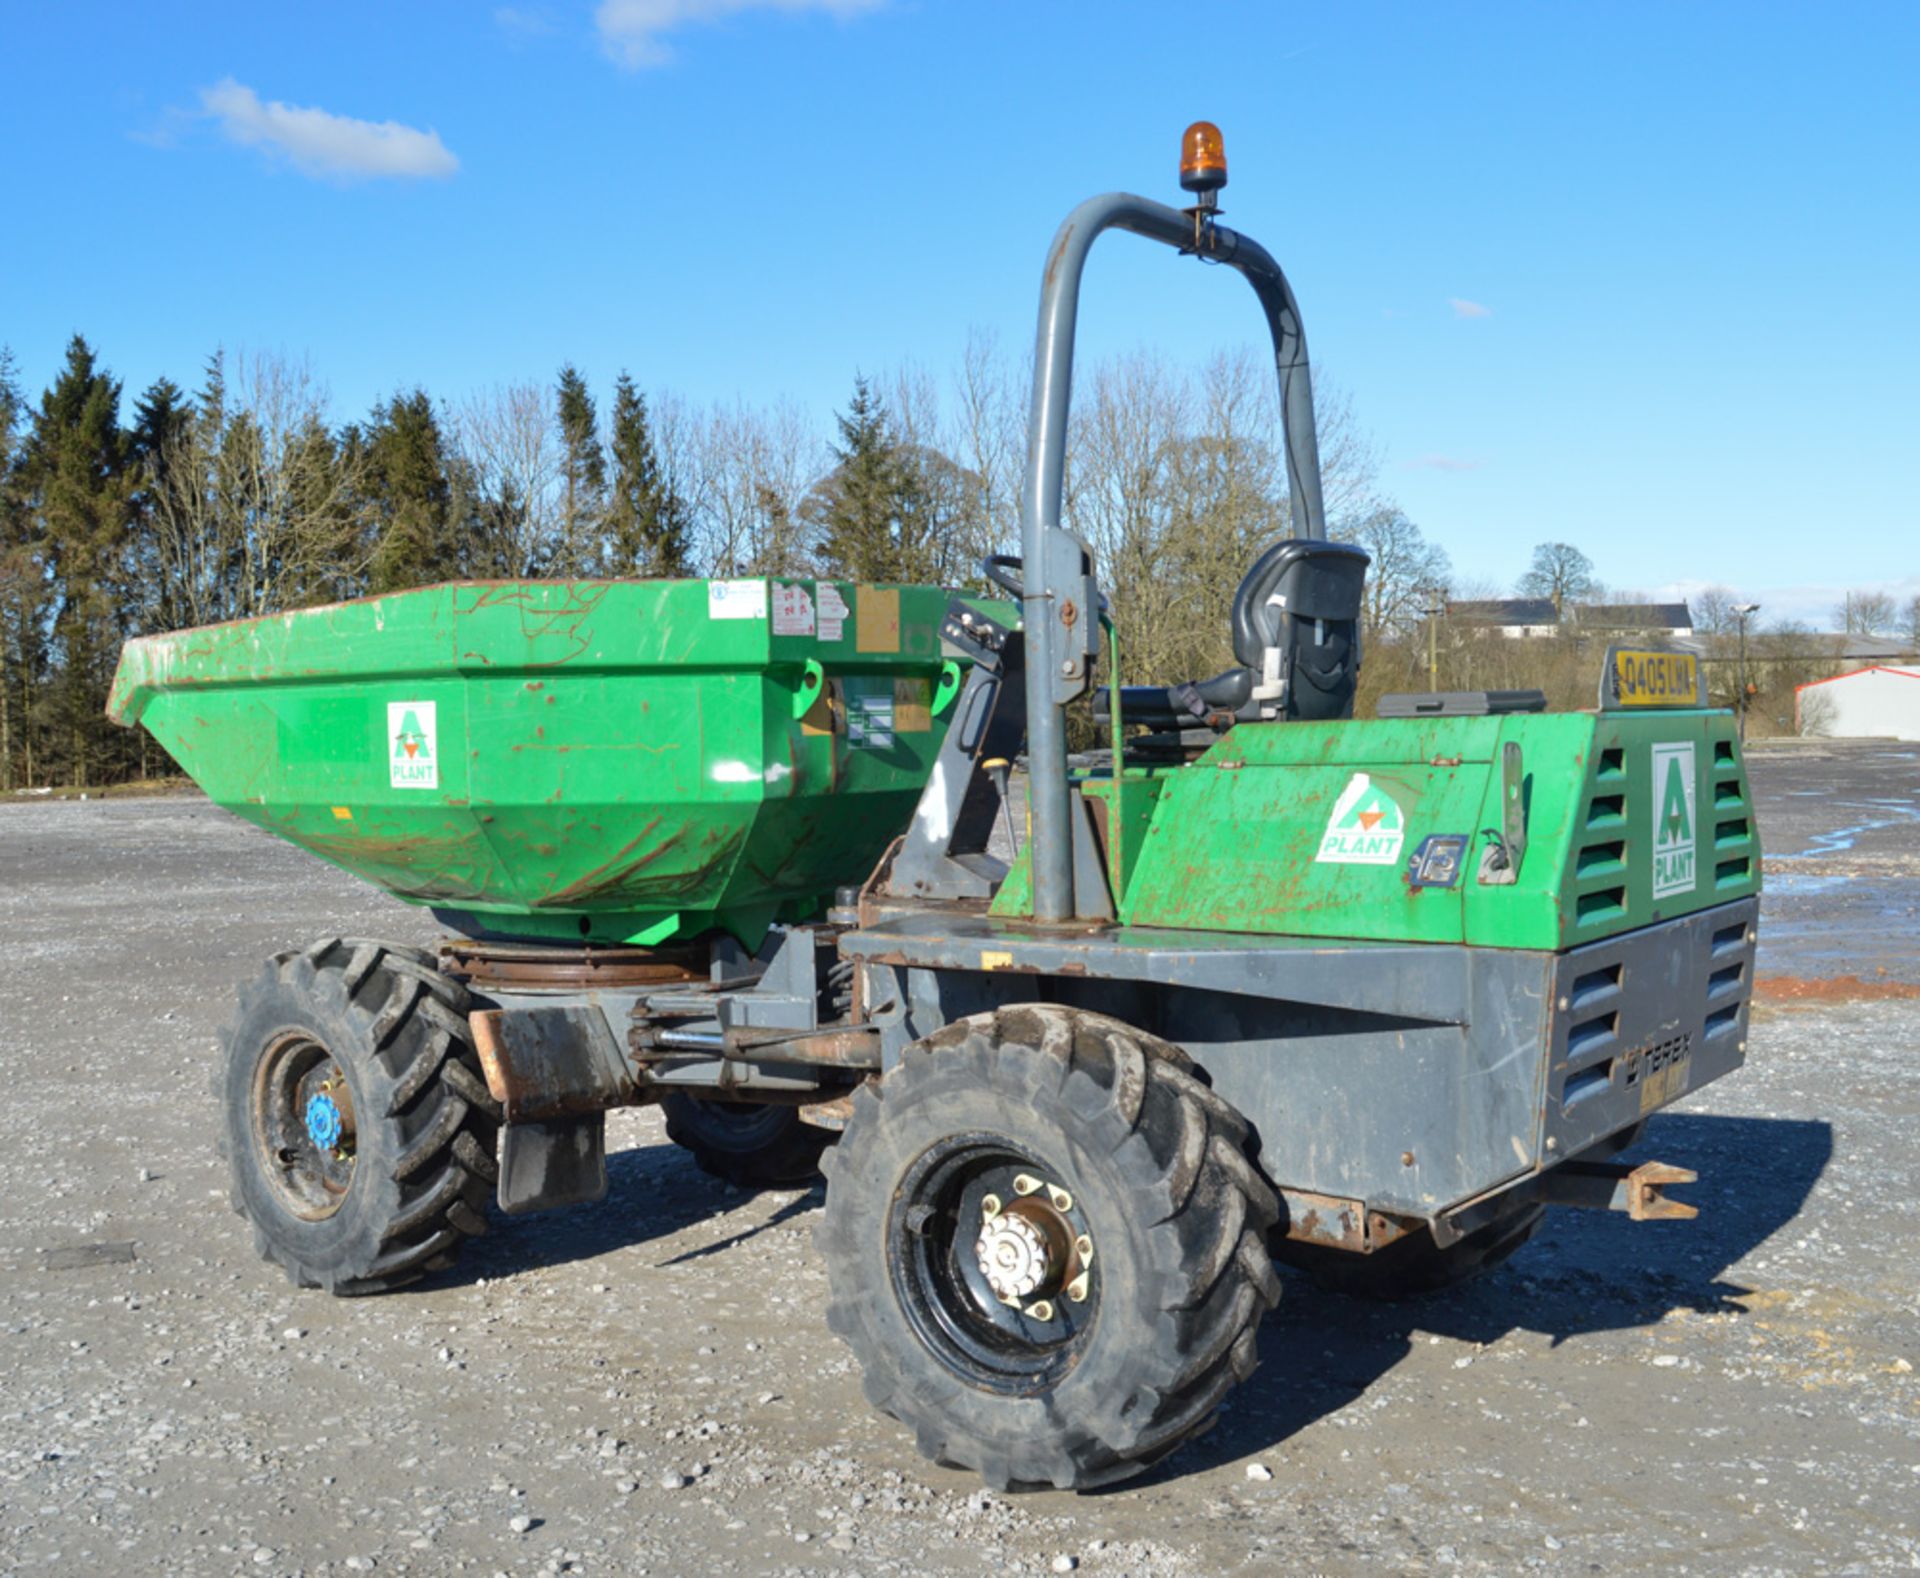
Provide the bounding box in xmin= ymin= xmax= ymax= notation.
xmin=1797 ymin=665 xmax=1920 ymax=741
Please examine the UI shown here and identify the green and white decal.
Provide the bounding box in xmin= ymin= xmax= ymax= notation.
xmin=1651 ymin=741 xmax=1697 ymax=898
xmin=388 ymin=701 xmax=438 ymax=790
xmin=1315 ymin=773 xmax=1406 ymax=866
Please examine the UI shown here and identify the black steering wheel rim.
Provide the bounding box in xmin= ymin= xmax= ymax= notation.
xmin=982 ymin=554 xmax=1024 ymax=597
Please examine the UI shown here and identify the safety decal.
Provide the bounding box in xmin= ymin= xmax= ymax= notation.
xmin=1651 ymin=741 xmax=1697 ymax=898
xmin=817 ymin=584 xmax=849 ymax=643
xmin=771 ymin=582 xmax=815 ymax=637
xmin=1315 ymin=772 xmax=1406 ymax=865
xmin=707 ymin=579 xmax=768 ymax=620
xmin=388 ymin=701 xmax=438 ymax=790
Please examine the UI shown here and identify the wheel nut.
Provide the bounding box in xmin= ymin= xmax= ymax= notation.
xmin=1012 ymin=1173 xmax=1042 ymax=1196
xmin=1025 ymin=1299 xmax=1055 ymax=1322
xmin=1046 ymin=1184 xmax=1072 ymax=1212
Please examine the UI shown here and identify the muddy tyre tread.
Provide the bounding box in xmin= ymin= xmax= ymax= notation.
xmin=817 ymin=1005 xmax=1280 ymax=1490
xmin=220 ymin=938 xmax=498 ymax=1296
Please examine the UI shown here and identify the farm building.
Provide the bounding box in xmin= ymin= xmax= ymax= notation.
xmin=1797 ymin=665 xmax=1920 ymax=740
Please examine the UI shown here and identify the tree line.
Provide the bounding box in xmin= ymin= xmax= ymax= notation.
xmin=4 ymin=328 xmax=1893 ymax=790
xmin=3 ymin=332 xmax=1457 ymax=788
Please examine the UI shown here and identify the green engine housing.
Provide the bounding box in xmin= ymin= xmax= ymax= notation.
xmin=995 ymin=709 xmax=1759 ymax=949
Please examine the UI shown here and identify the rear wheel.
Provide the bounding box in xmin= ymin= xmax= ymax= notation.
xmin=661 ymin=1095 xmax=831 ymax=1187
xmin=816 ymin=1005 xmax=1280 ymax=1490
xmin=1277 ymin=1202 xmax=1545 ymax=1301
xmin=219 ymin=939 xmax=499 ymax=1295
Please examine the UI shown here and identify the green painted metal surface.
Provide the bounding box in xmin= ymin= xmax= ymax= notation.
xmin=994 ymin=708 xmax=1759 ymax=950
xmin=109 ymin=579 xmax=962 ymax=947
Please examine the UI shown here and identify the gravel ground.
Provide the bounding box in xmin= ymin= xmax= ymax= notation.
xmin=2 ymin=743 xmax=1917 ymax=1576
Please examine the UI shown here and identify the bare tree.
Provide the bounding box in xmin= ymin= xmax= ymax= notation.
xmin=1516 ymin=541 xmax=1597 ymax=617
xmin=694 ymin=398 xmax=820 ymax=577
xmin=451 ymin=382 xmax=561 ymax=577
xmin=1836 ymin=589 xmax=1896 ymax=636
xmin=1342 ymin=506 xmax=1451 ymax=639
xmin=146 ymin=350 xmax=369 ymax=628
xmin=1691 ymin=586 xmax=1737 ymax=637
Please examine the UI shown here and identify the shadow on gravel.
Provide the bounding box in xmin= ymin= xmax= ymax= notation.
xmin=1149 ymin=1111 xmax=1833 ymax=1485
xmin=452 ymin=1139 xmax=824 ymax=1285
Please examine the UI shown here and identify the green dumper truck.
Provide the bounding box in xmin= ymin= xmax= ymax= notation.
xmin=110 ymin=125 xmax=1758 ymax=1490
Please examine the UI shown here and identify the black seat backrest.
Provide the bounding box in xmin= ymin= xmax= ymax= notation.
xmin=1230 ymin=539 xmax=1370 ymax=722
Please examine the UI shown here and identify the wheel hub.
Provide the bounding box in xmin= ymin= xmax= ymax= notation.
xmin=976 ymin=1208 xmax=1054 ymax=1301
xmin=972 ymin=1173 xmax=1092 ymax=1316
xmin=304 ymin=1089 xmax=344 ymax=1150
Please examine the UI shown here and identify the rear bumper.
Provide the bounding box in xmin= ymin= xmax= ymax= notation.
xmin=1542 ymin=895 xmax=1758 ymax=1159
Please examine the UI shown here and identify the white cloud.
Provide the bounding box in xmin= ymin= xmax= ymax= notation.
xmin=595 ymin=0 xmax=886 ymax=69
xmin=199 ymin=79 xmax=459 ymax=183
xmin=494 ymin=6 xmax=559 ymax=36
xmin=1403 ymin=454 xmax=1483 ymax=473
xmin=1449 ymin=297 xmax=1492 ymax=319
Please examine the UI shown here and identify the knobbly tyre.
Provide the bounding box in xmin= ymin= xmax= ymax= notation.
xmin=108 ymin=123 xmax=1760 ymax=1490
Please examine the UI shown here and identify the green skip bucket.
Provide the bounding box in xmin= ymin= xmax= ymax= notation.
xmin=109 ymin=579 xmax=964 ymax=947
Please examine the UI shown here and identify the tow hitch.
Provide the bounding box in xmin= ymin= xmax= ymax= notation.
xmin=1539 ymin=1159 xmax=1700 ymax=1222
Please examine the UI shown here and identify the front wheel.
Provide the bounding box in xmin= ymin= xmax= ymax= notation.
xmin=816 ymin=1006 xmax=1280 ymax=1490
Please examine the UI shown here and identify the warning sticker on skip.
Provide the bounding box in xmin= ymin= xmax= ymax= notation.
xmin=708 ymin=579 xmax=768 ymax=620
xmin=771 ymin=583 xmax=815 ymax=637
xmin=817 ymin=584 xmax=849 ymax=643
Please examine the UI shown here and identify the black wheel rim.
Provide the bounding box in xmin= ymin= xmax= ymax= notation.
xmin=889 ymin=1132 xmax=1098 ymax=1395
xmin=251 ymin=1030 xmax=358 ymax=1221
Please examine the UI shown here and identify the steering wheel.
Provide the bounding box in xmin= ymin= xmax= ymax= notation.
xmin=982 ymin=554 xmax=1023 ymax=597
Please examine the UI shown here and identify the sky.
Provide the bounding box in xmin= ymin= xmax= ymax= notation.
xmin=2 ymin=1 xmax=1916 ymax=624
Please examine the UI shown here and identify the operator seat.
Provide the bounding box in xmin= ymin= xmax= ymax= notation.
xmin=1110 ymin=538 xmax=1370 ymax=729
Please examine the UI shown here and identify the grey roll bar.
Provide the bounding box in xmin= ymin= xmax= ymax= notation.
xmin=1018 ymin=191 xmax=1329 ymax=923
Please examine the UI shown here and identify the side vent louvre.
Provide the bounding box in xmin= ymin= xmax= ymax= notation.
xmin=1569 ymin=961 xmax=1623 ymax=1010
xmin=1574 ymin=769 xmax=1630 ymax=929
xmin=1711 ymin=920 xmax=1749 ymax=958
xmin=1710 ymin=735 xmax=1756 ymax=892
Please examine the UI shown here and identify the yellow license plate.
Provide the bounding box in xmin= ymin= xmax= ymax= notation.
xmin=1610 ymin=649 xmax=1699 ymax=708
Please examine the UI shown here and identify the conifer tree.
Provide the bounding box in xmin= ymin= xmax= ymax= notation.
xmin=555 ymin=364 xmax=604 ymax=575
xmin=606 ymin=372 xmax=689 ymax=577
xmin=363 ymin=390 xmax=459 ymax=593
xmin=816 ymin=376 xmax=912 ymax=581
xmin=0 ymin=347 xmax=37 ymax=788
xmin=14 ymin=336 xmax=133 ymax=784
xmin=128 ymin=377 xmax=194 ymax=631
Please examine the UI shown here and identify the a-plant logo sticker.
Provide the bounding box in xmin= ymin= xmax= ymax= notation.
xmin=388 ymin=701 xmax=438 ymax=790
xmin=1315 ymin=773 xmax=1406 ymax=865
xmin=1651 ymin=741 xmax=1696 ymax=898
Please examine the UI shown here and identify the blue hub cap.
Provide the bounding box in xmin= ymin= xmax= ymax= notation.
xmin=305 ymin=1090 xmax=344 ymax=1151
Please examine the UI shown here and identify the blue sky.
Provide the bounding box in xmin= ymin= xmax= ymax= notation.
xmin=2 ymin=1 xmax=1915 ymax=622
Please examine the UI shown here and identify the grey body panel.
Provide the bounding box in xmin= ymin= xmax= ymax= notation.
xmin=841 ymin=899 xmax=1755 ymax=1220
